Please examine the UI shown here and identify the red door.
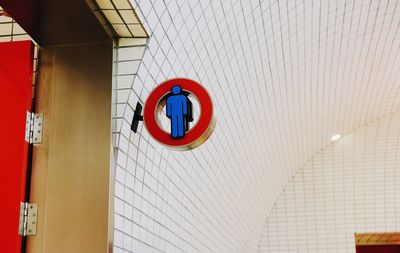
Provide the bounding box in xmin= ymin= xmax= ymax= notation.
xmin=0 ymin=41 xmax=34 ymax=253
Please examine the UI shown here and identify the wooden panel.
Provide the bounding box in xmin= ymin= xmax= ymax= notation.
xmin=0 ymin=40 xmax=33 ymax=253
xmin=28 ymin=41 xmax=113 ymax=253
xmin=356 ymin=233 xmax=400 ymax=246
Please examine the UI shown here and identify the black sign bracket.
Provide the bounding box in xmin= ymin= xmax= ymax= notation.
xmin=131 ymin=102 xmax=143 ymax=133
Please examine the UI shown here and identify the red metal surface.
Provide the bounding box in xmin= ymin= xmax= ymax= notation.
xmin=0 ymin=41 xmax=33 ymax=253
xmin=357 ymin=245 xmax=400 ymax=253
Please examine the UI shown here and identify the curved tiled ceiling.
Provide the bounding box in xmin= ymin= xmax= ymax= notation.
xmin=113 ymin=0 xmax=400 ymax=251
xmin=258 ymin=114 xmax=400 ymax=252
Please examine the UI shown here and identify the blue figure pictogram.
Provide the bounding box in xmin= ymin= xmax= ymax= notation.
xmin=166 ymin=85 xmax=192 ymax=139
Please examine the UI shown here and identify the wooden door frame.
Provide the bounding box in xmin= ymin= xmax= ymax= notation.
xmin=356 ymin=233 xmax=400 ymax=253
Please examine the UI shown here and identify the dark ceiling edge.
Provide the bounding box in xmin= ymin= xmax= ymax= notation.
xmin=84 ymin=0 xmax=119 ymax=40
xmin=0 ymin=0 xmax=112 ymax=45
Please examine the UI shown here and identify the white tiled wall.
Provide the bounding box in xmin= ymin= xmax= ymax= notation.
xmin=258 ymin=115 xmax=400 ymax=253
xmin=4 ymin=0 xmax=400 ymax=252
xmin=112 ymin=0 xmax=400 ymax=252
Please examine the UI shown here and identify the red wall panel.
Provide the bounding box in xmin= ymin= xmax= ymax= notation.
xmin=0 ymin=41 xmax=33 ymax=253
xmin=357 ymin=245 xmax=400 ymax=253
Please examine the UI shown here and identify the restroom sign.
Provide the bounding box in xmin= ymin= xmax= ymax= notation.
xmin=143 ymin=78 xmax=215 ymax=150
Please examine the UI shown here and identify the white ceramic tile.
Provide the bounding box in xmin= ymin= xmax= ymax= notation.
xmin=111 ymin=0 xmax=400 ymax=252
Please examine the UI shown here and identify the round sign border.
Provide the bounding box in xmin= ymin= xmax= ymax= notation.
xmin=143 ymin=78 xmax=215 ymax=150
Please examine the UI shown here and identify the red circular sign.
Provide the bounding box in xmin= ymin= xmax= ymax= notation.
xmin=143 ymin=78 xmax=215 ymax=150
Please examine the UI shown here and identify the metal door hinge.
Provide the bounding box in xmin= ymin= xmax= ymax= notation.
xmin=18 ymin=202 xmax=37 ymax=236
xmin=25 ymin=112 xmax=43 ymax=144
